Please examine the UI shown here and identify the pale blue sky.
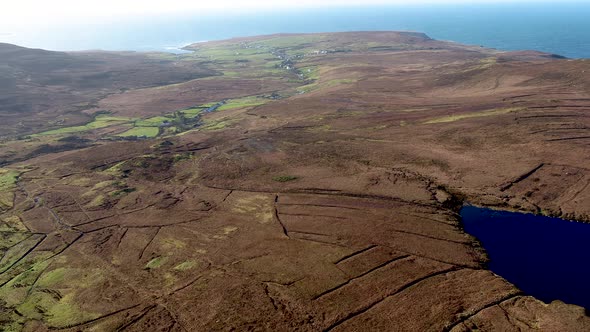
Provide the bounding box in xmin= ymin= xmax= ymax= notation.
xmin=2 ymin=0 xmax=589 ymax=56
xmin=0 ymin=0 xmax=569 ymax=27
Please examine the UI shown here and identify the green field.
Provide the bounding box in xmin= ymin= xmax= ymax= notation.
xmin=0 ymin=169 xmax=20 ymax=210
xmin=218 ymin=96 xmax=269 ymax=111
xmin=0 ymin=169 xmax=19 ymax=192
xmin=424 ymin=107 xmax=526 ymax=124
xmin=33 ymin=115 xmax=131 ymax=136
xmin=134 ymin=116 xmax=171 ymax=127
xmin=272 ymin=175 xmax=299 ymax=182
xmin=255 ymin=35 xmax=326 ymax=49
xmin=117 ymin=127 xmax=160 ymax=138
xmin=200 ymin=119 xmax=231 ymax=131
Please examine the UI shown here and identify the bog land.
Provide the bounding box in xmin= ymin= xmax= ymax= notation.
xmin=0 ymin=32 xmax=589 ymax=331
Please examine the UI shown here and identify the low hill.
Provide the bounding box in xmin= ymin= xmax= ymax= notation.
xmin=0 ymin=43 xmax=216 ymax=138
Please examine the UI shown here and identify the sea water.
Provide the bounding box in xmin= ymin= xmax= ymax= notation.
xmin=1 ymin=3 xmax=589 ymax=58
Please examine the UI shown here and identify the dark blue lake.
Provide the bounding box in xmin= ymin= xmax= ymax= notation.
xmin=461 ymin=205 xmax=590 ymax=310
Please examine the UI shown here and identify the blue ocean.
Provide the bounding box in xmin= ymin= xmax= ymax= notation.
xmin=2 ymin=3 xmax=590 ymax=58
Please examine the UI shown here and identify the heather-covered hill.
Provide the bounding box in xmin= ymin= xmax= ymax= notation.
xmin=0 ymin=32 xmax=589 ymax=331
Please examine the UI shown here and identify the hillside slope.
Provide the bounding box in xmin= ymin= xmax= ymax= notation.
xmin=0 ymin=32 xmax=589 ymax=331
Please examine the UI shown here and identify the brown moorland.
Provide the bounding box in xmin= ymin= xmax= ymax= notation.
xmin=0 ymin=32 xmax=589 ymax=331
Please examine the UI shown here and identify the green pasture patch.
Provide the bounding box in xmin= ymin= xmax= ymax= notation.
xmin=424 ymin=107 xmax=526 ymax=124
xmin=45 ymin=293 xmax=99 ymax=328
xmin=66 ymin=177 xmax=92 ymax=187
xmin=200 ymin=119 xmax=230 ymax=131
xmin=87 ymin=115 xmax=129 ymax=123
xmin=109 ymin=187 xmax=136 ymax=198
xmin=135 ymin=116 xmax=171 ymax=127
xmin=93 ymin=180 xmax=115 ymax=189
xmin=173 ymin=153 xmax=192 ymax=163
xmin=35 ymin=273 xmax=102 ymax=326
xmin=17 ymin=292 xmax=99 ymax=328
xmin=0 ymin=215 xmax=29 ymax=232
xmin=160 ymin=238 xmax=186 ymax=250
xmin=36 ymin=268 xmax=67 ymax=288
xmin=221 ymin=71 xmax=241 ymax=77
xmin=300 ymin=66 xmax=320 ymax=80
xmin=117 ymin=127 xmax=160 ymax=138
xmin=300 ymin=78 xmax=356 ymax=94
xmin=0 ymin=231 xmax=30 ymax=250
xmin=0 ymin=235 xmax=43 ymax=274
xmin=0 ymin=260 xmax=51 ymax=307
xmin=218 ymin=96 xmax=269 ymax=111
xmin=162 ymin=126 xmax=181 ymax=135
xmin=102 ymin=162 xmax=126 ymax=177
xmin=199 ymin=102 xmax=218 ymax=108
xmin=0 ymin=191 xmax=15 ymax=212
xmin=256 ymin=35 xmax=326 ymax=49
xmin=193 ymin=45 xmax=269 ymax=61
xmin=86 ymin=194 xmax=105 ymax=208
xmin=0 ymin=169 xmax=19 ymax=192
xmin=33 ymin=115 xmax=131 ymax=137
xmin=145 ymin=256 xmax=167 ymax=270
xmin=151 ymin=80 xmax=190 ymax=90
xmin=296 ymin=82 xmax=318 ymax=94
xmin=181 ymin=107 xmax=205 ymax=117
xmin=1 ymin=264 xmax=104 ymax=328
xmin=145 ymin=52 xmax=180 ymax=61
xmin=272 ymin=175 xmax=299 ymax=182
xmin=173 ymin=260 xmax=197 ymax=271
